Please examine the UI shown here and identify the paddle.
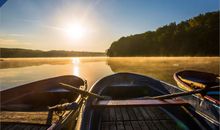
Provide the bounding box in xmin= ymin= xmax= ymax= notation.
xmin=59 ymin=83 xmax=111 ymax=100
xmin=60 ymin=82 xmax=219 ymax=100
xmin=141 ymin=85 xmax=219 ymax=100
xmin=48 ymin=83 xmax=110 ymax=111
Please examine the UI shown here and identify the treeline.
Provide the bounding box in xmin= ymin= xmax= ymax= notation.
xmin=107 ymin=11 xmax=219 ymax=56
xmin=0 ymin=48 xmax=105 ymax=58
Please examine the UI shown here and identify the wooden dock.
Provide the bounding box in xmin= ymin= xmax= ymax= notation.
xmin=0 ymin=122 xmax=49 ymax=130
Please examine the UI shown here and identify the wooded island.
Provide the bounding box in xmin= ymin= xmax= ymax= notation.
xmin=107 ymin=11 xmax=219 ymax=56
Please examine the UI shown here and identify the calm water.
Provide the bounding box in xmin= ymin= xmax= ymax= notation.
xmin=0 ymin=57 xmax=219 ymax=91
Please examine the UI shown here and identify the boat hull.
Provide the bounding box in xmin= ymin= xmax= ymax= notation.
xmin=76 ymin=73 xmax=220 ymax=130
xmin=174 ymin=70 xmax=220 ymax=105
xmin=1 ymin=75 xmax=85 ymax=130
xmin=1 ymin=75 xmax=84 ymax=111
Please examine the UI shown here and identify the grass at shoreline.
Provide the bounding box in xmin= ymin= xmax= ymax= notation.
xmin=0 ymin=112 xmax=58 ymax=124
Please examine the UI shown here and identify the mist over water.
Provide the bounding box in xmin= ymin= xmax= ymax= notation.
xmin=0 ymin=57 xmax=219 ymax=91
xmin=0 ymin=57 xmax=219 ymax=123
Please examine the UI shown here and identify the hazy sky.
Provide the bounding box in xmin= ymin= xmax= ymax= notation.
xmin=0 ymin=0 xmax=218 ymax=52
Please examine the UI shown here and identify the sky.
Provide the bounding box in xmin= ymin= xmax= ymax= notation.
xmin=0 ymin=0 xmax=219 ymax=52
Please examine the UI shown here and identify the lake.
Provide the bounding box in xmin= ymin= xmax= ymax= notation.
xmin=0 ymin=57 xmax=219 ymax=90
xmin=1 ymin=57 xmax=219 ymax=123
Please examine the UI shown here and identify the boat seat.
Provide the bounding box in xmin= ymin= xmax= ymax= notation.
xmin=93 ymin=99 xmax=189 ymax=108
xmin=101 ymin=85 xmax=155 ymax=99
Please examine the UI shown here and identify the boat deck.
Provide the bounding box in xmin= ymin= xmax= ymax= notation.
xmin=0 ymin=122 xmax=49 ymax=130
xmin=100 ymin=106 xmax=180 ymax=130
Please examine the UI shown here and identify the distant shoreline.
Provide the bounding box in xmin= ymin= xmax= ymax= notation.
xmin=0 ymin=56 xmax=219 ymax=60
xmin=0 ymin=48 xmax=219 ymax=58
xmin=0 ymin=48 xmax=106 ymax=58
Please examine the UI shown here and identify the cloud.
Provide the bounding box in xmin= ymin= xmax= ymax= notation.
xmin=12 ymin=18 xmax=63 ymax=31
xmin=0 ymin=38 xmax=17 ymax=45
xmin=0 ymin=38 xmax=30 ymax=47
xmin=7 ymin=34 xmax=26 ymax=37
xmin=0 ymin=33 xmax=27 ymax=38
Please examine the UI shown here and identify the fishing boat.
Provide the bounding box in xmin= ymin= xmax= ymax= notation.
xmin=0 ymin=75 xmax=86 ymax=130
xmin=174 ymin=70 xmax=220 ymax=105
xmin=70 ymin=72 xmax=219 ymax=130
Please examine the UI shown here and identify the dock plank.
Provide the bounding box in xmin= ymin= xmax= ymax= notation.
xmin=40 ymin=127 xmax=48 ymax=130
xmin=2 ymin=125 xmax=12 ymax=130
xmin=0 ymin=123 xmax=49 ymax=130
xmin=32 ymin=127 xmax=40 ymax=130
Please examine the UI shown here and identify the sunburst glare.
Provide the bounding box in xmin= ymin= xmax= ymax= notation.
xmin=64 ymin=23 xmax=86 ymax=40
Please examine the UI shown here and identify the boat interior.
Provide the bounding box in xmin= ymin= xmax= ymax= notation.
xmin=176 ymin=71 xmax=220 ymax=102
xmin=177 ymin=70 xmax=219 ymax=87
xmin=87 ymin=84 xmax=214 ymax=130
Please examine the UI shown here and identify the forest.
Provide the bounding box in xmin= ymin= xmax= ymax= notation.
xmin=0 ymin=48 xmax=105 ymax=58
xmin=107 ymin=11 xmax=219 ymax=56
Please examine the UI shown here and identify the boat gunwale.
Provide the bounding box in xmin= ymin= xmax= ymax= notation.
xmin=0 ymin=75 xmax=85 ymax=92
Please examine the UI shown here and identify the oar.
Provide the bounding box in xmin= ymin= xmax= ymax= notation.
xmin=142 ymin=86 xmax=219 ymax=100
xmin=59 ymin=83 xmax=111 ymax=100
xmin=60 ymin=82 xmax=218 ymax=101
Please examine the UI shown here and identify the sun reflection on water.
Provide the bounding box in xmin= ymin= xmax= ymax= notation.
xmin=72 ymin=58 xmax=80 ymax=76
xmin=73 ymin=66 xmax=80 ymax=76
xmin=72 ymin=58 xmax=80 ymax=65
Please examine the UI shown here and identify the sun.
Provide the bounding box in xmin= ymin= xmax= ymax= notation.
xmin=64 ymin=23 xmax=86 ymax=40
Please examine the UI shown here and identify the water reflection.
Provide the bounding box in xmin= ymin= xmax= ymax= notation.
xmin=0 ymin=57 xmax=219 ymax=90
xmin=107 ymin=57 xmax=220 ymax=85
xmin=72 ymin=58 xmax=80 ymax=65
xmin=0 ymin=58 xmax=72 ymax=69
xmin=0 ymin=57 xmax=106 ymax=69
xmin=73 ymin=66 xmax=80 ymax=76
xmin=0 ymin=57 xmax=112 ymax=90
xmin=72 ymin=58 xmax=80 ymax=76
